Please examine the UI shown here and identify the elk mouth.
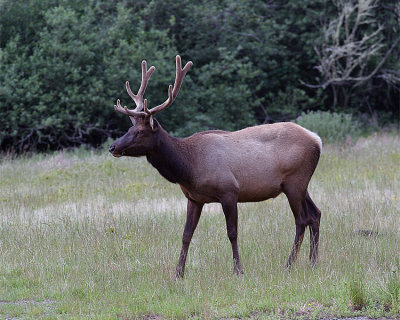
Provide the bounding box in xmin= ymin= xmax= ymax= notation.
xmin=109 ymin=146 xmax=125 ymax=157
xmin=112 ymin=153 xmax=122 ymax=158
xmin=111 ymin=150 xmax=126 ymax=157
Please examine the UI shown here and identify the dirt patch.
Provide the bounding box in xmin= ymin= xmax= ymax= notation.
xmin=0 ymin=299 xmax=57 ymax=319
xmin=0 ymin=299 xmax=56 ymax=306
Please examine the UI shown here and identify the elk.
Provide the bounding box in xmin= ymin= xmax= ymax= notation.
xmin=109 ymin=55 xmax=322 ymax=278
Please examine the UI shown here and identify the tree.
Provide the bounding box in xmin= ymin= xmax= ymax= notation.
xmin=1 ymin=0 xmax=399 ymax=153
xmin=0 ymin=1 xmax=176 ymax=151
xmin=303 ymin=0 xmax=400 ymax=109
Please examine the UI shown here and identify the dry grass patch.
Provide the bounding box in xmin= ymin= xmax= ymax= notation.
xmin=0 ymin=133 xmax=399 ymax=319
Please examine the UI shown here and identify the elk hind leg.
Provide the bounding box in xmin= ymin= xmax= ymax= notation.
xmin=221 ymin=194 xmax=243 ymax=275
xmin=305 ymin=192 xmax=321 ymax=267
xmin=284 ymin=185 xmax=307 ymax=268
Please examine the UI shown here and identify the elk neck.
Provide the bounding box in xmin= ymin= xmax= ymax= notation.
xmin=146 ymin=126 xmax=191 ymax=184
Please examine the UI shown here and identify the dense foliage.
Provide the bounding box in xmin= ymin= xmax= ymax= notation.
xmin=294 ymin=111 xmax=361 ymax=144
xmin=0 ymin=0 xmax=399 ymax=152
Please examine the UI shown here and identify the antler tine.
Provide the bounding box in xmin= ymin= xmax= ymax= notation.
xmin=172 ymin=55 xmax=193 ymax=100
xmin=114 ymin=99 xmax=146 ymax=118
xmin=125 ymin=60 xmax=156 ymax=112
xmin=147 ymin=55 xmax=193 ymax=115
xmin=139 ymin=61 xmax=156 ymax=97
xmin=114 ymin=99 xmax=128 ymax=115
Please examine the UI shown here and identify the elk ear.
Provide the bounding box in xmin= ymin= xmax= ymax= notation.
xmin=149 ymin=116 xmax=159 ymax=132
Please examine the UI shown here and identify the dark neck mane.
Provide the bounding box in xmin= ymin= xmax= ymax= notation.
xmin=146 ymin=127 xmax=191 ymax=184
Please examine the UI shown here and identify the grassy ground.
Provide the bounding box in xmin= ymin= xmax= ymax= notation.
xmin=0 ymin=133 xmax=399 ymax=319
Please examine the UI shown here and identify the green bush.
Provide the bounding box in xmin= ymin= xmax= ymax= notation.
xmin=0 ymin=1 xmax=180 ymax=152
xmin=293 ymin=111 xmax=361 ymax=144
xmin=1 ymin=0 xmax=398 ymax=153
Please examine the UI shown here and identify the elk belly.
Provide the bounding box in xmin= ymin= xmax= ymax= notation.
xmin=236 ymin=173 xmax=283 ymax=202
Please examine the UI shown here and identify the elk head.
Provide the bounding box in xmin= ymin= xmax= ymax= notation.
xmin=109 ymin=55 xmax=192 ymax=157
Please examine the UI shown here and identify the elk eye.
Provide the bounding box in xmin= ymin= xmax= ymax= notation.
xmin=137 ymin=130 xmax=144 ymax=136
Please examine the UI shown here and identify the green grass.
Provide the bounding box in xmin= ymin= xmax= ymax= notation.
xmin=0 ymin=133 xmax=399 ymax=319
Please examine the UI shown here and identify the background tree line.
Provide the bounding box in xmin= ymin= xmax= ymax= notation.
xmin=0 ymin=0 xmax=399 ymax=152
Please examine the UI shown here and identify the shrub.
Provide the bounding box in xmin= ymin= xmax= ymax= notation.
xmin=348 ymin=276 xmax=366 ymax=310
xmin=293 ymin=111 xmax=361 ymax=144
xmin=386 ymin=271 xmax=400 ymax=313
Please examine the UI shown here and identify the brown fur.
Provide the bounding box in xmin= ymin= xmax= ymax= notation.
xmin=110 ymin=119 xmax=322 ymax=277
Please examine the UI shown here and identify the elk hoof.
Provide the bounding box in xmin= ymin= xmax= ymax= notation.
xmin=285 ymin=261 xmax=293 ymax=270
xmin=310 ymin=258 xmax=318 ymax=268
xmin=174 ymin=269 xmax=184 ymax=280
xmin=233 ymin=268 xmax=244 ymax=276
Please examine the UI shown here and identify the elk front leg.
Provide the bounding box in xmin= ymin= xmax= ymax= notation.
xmin=221 ymin=195 xmax=243 ymax=275
xmin=175 ymin=199 xmax=203 ymax=279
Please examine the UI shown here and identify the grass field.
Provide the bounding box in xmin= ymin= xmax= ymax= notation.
xmin=0 ymin=133 xmax=399 ymax=319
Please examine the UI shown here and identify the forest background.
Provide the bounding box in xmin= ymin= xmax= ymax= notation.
xmin=0 ymin=0 xmax=399 ymax=152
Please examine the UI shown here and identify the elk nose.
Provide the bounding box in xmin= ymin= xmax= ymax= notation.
xmin=109 ymin=145 xmax=115 ymax=153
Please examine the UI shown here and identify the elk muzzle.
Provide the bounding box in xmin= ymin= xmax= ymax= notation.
xmin=109 ymin=143 xmax=124 ymax=157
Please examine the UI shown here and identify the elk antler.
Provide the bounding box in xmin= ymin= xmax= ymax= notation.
xmin=113 ymin=60 xmax=155 ymax=122
xmin=113 ymin=56 xmax=192 ymax=127
xmin=146 ymin=55 xmax=193 ymax=116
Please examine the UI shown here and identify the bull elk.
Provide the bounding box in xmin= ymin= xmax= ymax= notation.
xmin=109 ymin=55 xmax=322 ymax=278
